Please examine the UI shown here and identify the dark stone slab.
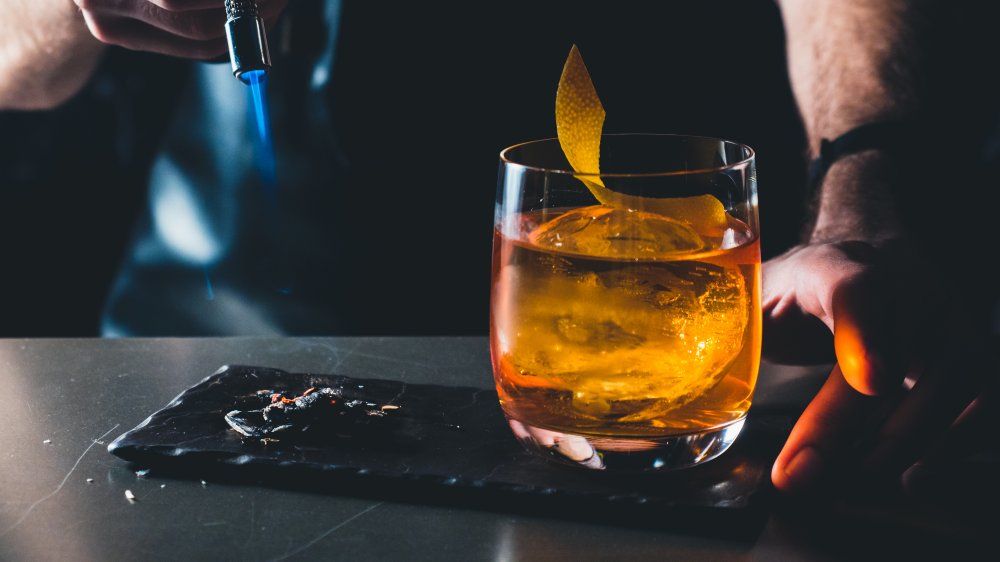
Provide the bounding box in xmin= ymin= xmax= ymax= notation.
xmin=108 ymin=365 xmax=791 ymax=539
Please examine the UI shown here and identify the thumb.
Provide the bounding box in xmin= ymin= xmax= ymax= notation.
xmin=830 ymin=273 xmax=901 ymax=396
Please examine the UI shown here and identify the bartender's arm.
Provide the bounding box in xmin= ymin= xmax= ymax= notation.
xmin=0 ymin=0 xmax=287 ymax=110
xmin=767 ymin=0 xmax=995 ymax=493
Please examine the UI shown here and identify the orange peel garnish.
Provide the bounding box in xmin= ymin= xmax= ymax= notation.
xmin=556 ymin=45 xmax=606 ymax=179
xmin=555 ymin=44 xmax=727 ymax=230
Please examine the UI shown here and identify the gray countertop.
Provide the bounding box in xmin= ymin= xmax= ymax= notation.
xmin=0 ymin=337 xmax=987 ymax=561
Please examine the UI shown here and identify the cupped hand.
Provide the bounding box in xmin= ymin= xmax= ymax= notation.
xmin=762 ymin=240 xmax=996 ymax=494
xmin=73 ymin=0 xmax=289 ymax=60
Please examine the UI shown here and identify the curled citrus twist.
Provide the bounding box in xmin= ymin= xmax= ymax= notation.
xmin=555 ymin=45 xmax=727 ymax=231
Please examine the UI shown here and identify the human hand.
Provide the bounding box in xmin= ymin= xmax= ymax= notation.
xmin=762 ymin=239 xmax=997 ymax=494
xmin=73 ymin=0 xmax=289 ymax=60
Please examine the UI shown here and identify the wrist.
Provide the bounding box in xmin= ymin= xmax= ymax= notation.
xmin=0 ymin=3 xmax=105 ymax=110
xmin=808 ymin=149 xmax=907 ymax=244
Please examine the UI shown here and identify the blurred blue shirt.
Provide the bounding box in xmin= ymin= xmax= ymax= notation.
xmin=102 ymin=0 xmax=346 ymax=336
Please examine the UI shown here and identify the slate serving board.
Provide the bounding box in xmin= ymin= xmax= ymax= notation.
xmin=108 ymin=365 xmax=791 ymax=538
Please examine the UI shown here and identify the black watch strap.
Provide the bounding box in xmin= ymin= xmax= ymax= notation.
xmin=807 ymin=121 xmax=917 ymax=194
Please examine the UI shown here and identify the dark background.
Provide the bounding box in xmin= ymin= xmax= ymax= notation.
xmin=0 ymin=0 xmax=808 ymax=337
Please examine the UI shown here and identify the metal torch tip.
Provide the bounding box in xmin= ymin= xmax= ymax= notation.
xmin=224 ymin=1 xmax=271 ymax=82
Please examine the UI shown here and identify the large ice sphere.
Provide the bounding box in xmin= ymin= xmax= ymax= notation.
xmin=499 ymin=205 xmax=750 ymax=422
xmin=529 ymin=205 xmax=705 ymax=258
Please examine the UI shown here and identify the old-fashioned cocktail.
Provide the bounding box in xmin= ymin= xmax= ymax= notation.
xmin=491 ymin=133 xmax=761 ymax=470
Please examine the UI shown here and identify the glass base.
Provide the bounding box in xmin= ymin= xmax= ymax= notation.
xmin=505 ymin=416 xmax=747 ymax=472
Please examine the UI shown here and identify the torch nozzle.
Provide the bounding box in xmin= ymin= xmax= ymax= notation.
xmin=225 ymin=0 xmax=271 ymax=83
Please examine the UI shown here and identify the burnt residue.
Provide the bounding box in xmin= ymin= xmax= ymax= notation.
xmin=225 ymin=386 xmax=399 ymax=443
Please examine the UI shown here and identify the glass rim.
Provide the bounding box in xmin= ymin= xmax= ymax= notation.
xmin=499 ymin=133 xmax=755 ymax=178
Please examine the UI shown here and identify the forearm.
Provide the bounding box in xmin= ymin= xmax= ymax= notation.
xmin=0 ymin=1 xmax=105 ymax=110
xmin=778 ymin=0 xmax=940 ymax=243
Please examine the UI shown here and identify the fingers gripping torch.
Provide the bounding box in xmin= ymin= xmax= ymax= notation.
xmin=225 ymin=0 xmax=272 ymax=83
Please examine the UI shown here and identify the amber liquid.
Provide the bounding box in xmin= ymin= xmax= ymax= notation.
xmin=490 ymin=208 xmax=761 ymax=438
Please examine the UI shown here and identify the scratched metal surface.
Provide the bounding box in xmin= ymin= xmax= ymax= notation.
xmin=0 ymin=337 xmax=989 ymax=561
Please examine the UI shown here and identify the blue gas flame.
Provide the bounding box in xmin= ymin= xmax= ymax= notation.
xmin=242 ymin=69 xmax=291 ymax=295
xmin=244 ymin=69 xmax=277 ymax=193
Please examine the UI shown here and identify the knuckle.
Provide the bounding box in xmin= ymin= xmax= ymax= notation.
xmin=141 ymin=3 xmax=224 ymax=41
xmin=84 ymin=19 xmax=118 ymax=45
xmin=154 ymin=0 xmax=185 ymax=11
xmin=188 ymin=18 xmax=226 ymax=41
xmin=75 ymin=0 xmax=103 ymax=11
